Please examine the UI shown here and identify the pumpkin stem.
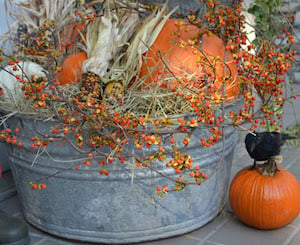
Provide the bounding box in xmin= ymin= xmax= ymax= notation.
xmin=257 ymin=155 xmax=283 ymax=176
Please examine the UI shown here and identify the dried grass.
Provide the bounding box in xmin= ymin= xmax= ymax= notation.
xmin=0 ymin=0 xmax=235 ymax=120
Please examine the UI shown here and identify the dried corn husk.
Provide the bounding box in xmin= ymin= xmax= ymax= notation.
xmin=82 ymin=1 xmax=140 ymax=79
xmin=120 ymin=3 xmax=177 ymax=87
xmin=7 ymin=0 xmax=77 ymax=31
xmin=82 ymin=1 xmax=177 ymax=86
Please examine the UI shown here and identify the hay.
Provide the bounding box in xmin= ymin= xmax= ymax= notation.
xmin=0 ymin=0 xmax=235 ymax=121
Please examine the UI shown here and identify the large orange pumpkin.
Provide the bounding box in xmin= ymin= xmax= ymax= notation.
xmin=229 ymin=165 xmax=300 ymax=229
xmin=138 ymin=19 xmax=240 ymax=101
xmin=55 ymin=52 xmax=87 ymax=85
xmin=59 ymin=22 xmax=86 ymax=51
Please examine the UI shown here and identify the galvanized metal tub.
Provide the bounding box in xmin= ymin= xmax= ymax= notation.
xmin=6 ymin=101 xmax=239 ymax=244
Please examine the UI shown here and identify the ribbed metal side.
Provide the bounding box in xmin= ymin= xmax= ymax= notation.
xmin=6 ymin=101 xmax=240 ymax=244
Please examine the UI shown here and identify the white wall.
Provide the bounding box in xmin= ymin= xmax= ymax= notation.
xmin=0 ymin=0 xmax=14 ymax=36
xmin=0 ymin=0 xmax=12 ymax=172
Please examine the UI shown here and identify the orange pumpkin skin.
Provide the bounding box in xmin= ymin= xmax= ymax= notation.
xmin=138 ymin=19 xmax=240 ymax=101
xmin=55 ymin=52 xmax=87 ymax=85
xmin=229 ymin=166 xmax=300 ymax=229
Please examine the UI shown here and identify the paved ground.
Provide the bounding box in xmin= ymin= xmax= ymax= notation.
xmin=1 ymin=84 xmax=300 ymax=245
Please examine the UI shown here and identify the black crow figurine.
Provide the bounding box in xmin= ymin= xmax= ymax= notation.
xmin=245 ymin=131 xmax=295 ymax=170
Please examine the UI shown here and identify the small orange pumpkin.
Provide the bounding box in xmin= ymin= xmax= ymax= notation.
xmin=138 ymin=19 xmax=240 ymax=101
xmin=55 ymin=52 xmax=87 ymax=85
xmin=229 ymin=165 xmax=300 ymax=229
